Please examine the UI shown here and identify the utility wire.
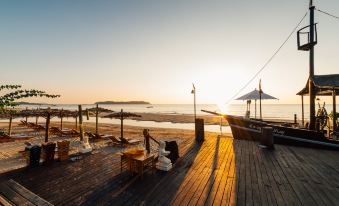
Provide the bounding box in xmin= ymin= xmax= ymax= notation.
xmin=224 ymin=11 xmax=308 ymax=105
xmin=317 ymin=9 xmax=339 ymax=21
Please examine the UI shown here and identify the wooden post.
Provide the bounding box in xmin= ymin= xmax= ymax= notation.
xmin=333 ymin=89 xmax=337 ymax=133
xmin=86 ymin=109 xmax=89 ymax=120
xmin=255 ymin=99 xmax=257 ymax=119
xmin=301 ymin=95 xmax=305 ymax=127
xmin=60 ymin=108 xmax=63 ymax=130
xmin=308 ymin=1 xmax=316 ymax=130
xmin=8 ymin=115 xmax=13 ymax=136
xmin=35 ymin=108 xmax=39 ymax=125
xmin=95 ymin=104 xmax=99 ymax=135
xmin=75 ymin=117 xmax=78 ymax=129
xmin=144 ymin=129 xmax=150 ymax=153
xmin=45 ymin=112 xmax=50 ymax=142
xmin=259 ymin=90 xmax=262 ymax=119
xmin=120 ymin=109 xmax=124 ymax=146
xmin=259 ymin=79 xmax=263 ymax=120
xmin=294 ymin=114 xmax=297 ymax=124
xmin=79 ymin=105 xmax=84 ymax=141
xmin=25 ymin=107 xmax=28 ymax=122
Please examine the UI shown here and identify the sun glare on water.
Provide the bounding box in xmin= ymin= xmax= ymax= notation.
xmin=217 ymin=102 xmax=230 ymax=114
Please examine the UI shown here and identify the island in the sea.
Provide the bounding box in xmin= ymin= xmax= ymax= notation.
xmin=94 ymin=101 xmax=151 ymax=105
xmin=15 ymin=101 xmax=47 ymax=105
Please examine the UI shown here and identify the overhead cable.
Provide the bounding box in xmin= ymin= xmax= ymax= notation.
xmin=224 ymin=11 xmax=308 ymax=105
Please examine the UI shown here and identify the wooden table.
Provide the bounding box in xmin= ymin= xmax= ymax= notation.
xmin=119 ymin=151 xmax=156 ymax=179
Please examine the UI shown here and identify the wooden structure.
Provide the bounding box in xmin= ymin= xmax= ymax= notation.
xmin=297 ymin=74 xmax=339 ymax=133
xmin=86 ymin=105 xmax=114 ymax=135
xmin=1 ymin=136 xmax=338 ymax=205
xmin=0 ymin=179 xmax=53 ymax=206
xmin=104 ymin=109 xmax=141 ymax=146
xmin=119 ymin=152 xmax=155 ymax=179
xmin=235 ymin=88 xmax=278 ymax=119
xmin=297 ymin=0 xmax=317 ymax=130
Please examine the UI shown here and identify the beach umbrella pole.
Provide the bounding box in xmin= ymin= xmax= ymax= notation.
xmin=8 ymin=115 xmax=12 ymax=136
xmin=79 ymin=105 xmax=84 ymax=141
xmin=45 ymin=112 xmax=50 ymax=142
xmin=121 ymin=109 xmax=124 ymax=146
xmin=60 ymin=108 xmax=63 ymax=130
xmin=95 ymin=104 xmax=99 ymax=135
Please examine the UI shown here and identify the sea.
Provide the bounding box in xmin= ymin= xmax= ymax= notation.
xmin=4 ymin=104 xmax=339 ymax=133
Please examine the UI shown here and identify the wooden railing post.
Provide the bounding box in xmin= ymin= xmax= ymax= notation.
xmin=79 ymin=105 xmax=84 ymax=141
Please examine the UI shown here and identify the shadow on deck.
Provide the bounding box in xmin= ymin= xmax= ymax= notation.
xmin=1 ymin=136 xmax=339 ymax=206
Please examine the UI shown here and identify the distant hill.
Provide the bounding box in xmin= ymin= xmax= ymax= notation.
xmin=15 ymin=102 xmax=47 ymax=105
xmin=94 ymin=101 xmax=151 ymax=105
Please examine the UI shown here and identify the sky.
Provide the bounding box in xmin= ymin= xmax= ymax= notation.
xmin=1 ymin=0 xmax=339 ymax=105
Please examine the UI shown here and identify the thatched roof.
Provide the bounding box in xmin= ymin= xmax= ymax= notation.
xmin=104 ymin=111 xmax=141 ymax=119
xmin=297 ymin=74 xmax=339 ymax=96
xmin=86 ymin=107 xmax=114 ymax=113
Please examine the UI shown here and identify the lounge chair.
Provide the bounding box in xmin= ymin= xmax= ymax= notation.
xmin=109 ymin=136 xmax=123 ymax=145
xmin=50 ymin=127 xmax=79 ymax=137
xmin=33 ymin=125 xmax=45 ymax=132
xmin=86 ymin=131 xmax=112 ymax=140
xmin=108 ymin=136 xmax=141 ymax=146
xmin=120 ymin=137 xmax=141 ymax=145
xmin=18 ymin=120 xmax=28 ymax=126
xmin=27 ymin=122 xmax=37 ymax=129
xmin=0 ymin=133 xmax=14 ymax=143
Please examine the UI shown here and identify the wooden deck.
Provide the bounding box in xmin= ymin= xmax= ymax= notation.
xmin=1 ymin=136 xmax=339 ymax=206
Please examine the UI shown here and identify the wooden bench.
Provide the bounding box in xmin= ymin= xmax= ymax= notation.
xmin=0 ymin=179 xmax=53 ymax=206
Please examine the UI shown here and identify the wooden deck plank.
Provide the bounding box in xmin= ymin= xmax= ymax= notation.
xmin=0 ymin=182 xmax=35 ymax=206
xmin=250 ymin=140 xmax=269 ymax=206
xmin=274 ymin=145 xmax=322 ymax=206
xmin=1 ymin=136 xmax=339 ymax=206
xmin=176 ymin=138 xmax=227 ymax=206
xmin=192 ymin=137 xmax=232 ymax=205
xmin=201 ymin=138 xmax=234 ymax=206
xmin=279 ymin=145 xmax=337 ymax=206
xmin=170 ymin=140 xmax=219 ymax=205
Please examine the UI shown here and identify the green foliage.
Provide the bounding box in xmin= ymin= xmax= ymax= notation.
xmin=0 ymin=84 xmax=60 ymax=113
xmin=329 ymin=111 xmax=339 ymax=121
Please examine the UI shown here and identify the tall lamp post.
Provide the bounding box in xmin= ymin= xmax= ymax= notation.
xmin=191 ymin=83 xmax=197 ymax=139
xmin=259 ymin=79 xmax=263 ymax=120
xmin=191 ymin=83 xmax=196 ymax=122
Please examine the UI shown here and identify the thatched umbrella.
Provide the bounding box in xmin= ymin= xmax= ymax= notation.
xmin=17 ymin=108 xmax=79 ymax=142
xmin=236 ymin=88 xmax=278 ymax=119
xmin=86 ymin=104 xmax=114 ymax=135
xmin=103 ymin=109 xmax=141 ymax=145
xmin=0 ymin=112 xmax=15 ymax=136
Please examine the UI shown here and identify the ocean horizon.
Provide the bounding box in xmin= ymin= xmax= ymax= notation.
xmin=17 ymin=103 xmax=339 ymax=121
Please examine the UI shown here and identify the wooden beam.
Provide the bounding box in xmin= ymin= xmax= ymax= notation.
xmin=60 ymin=108 xmax=63 ymax=130
xmin=333 ymin=89 xmax=337 ymax=133
xmin=79 ymin=105 xmax=84 ymax=141
xmin=121 ymin=109 xmax=123 ymax=146
xmin=95 ymin=104 xmax=99 ymax=135
xmin=45 ymin=112 xmax=50 ymax=142
xmin=301 ymin=95 xmax=305 ymax=127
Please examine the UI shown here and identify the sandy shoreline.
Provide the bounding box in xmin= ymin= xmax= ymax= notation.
xmin=0 ymin=121 xmax=228 ymax=174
